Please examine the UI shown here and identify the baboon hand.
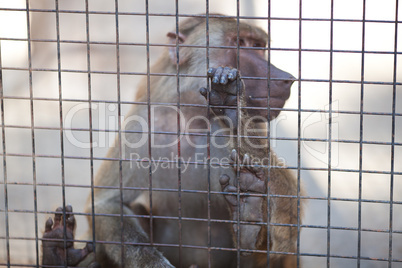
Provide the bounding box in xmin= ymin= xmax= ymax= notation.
xmin=220 ymin=149 xmax=268 ymax=254
xmin=200 ymin=67 xmax=244 ymax=125
xmin=42 ymin=205 xmax=99 ymax=267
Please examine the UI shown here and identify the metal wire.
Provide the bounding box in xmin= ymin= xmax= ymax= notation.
xmin=84 ymin=0 xmax=97 ymax=259
xmin=0 ymin=35 xmax=11 ymax=268
xmin=235 ymin=2 xmax=241 ymax=267
xmin=113 ymin=0 xmax=125 ymax=265
xmin=326 ymin=0 xmax=335 ymax=266
xmin=204 ymin=4 xmax=212 ymax=268
xmin=54 ymin=1 xmax=69 ymax=266
xmin=145 ymin=0 xmax=154 ymax=250
xmin=297 ymin=0 xmax=303 ymax=266
xmin=24 ymin=1 xmax=39 ymax=266
xmin=174 ymin=1 xmax=183 ymax=266
xmin=0 ymin=2 xmax=401 ymax=268
xmin=266 ymin=1 xmax=273 ymax=266
xmin=388 ymin=1 xmax=399 ymax=267
xmin=357 ymin=1 xmax=367 ymax=266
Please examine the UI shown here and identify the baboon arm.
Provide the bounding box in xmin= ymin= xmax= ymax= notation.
xmin=42 ymin=203 xmax=173 ymax=268
xmin=90 ymin=198 xmax=174 ymax=268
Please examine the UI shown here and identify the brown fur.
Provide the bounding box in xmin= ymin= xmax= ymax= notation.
xmin=42 ymin=14 xmax=303 ymax=268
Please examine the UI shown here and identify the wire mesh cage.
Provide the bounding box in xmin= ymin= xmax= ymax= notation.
xmin=0 ymin=0 xmax=401 ymax=267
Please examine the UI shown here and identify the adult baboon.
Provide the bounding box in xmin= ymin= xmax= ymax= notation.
xmin=42 ymin=15 xmax=301 ymax=268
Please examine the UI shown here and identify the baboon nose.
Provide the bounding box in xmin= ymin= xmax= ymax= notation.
xmin=283 ymin=79 xmax=294 ymax=87
xmin=281 ymin=75 xmax=296 ymax=92
xmin=275 ymin=76 xmax=295 ymax=100
xmin=285 ymin=74 xmax=296 ymax=86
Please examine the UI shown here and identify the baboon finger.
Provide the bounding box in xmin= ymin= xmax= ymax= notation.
xmin=219 ymin=174 xmax=230 ymax=189
xmin=54 ymin=207 xmax=63 ymax=227
xmin=66 ymin=215 xmax=76 ymax=231
xmin=228 ymin=68 xmax=238 ymax=81
xmin=199 ymin=87 xmax=208 ymax=98
xmin=212 ymin=67 xmax=223 ymax=84
xmin=220 ymin=67 xmax=231 ymax=85
xmin=207 ymin=67 xmax=216 ymax=77
xmin=45 ymin=217 xmax=53 ymax=232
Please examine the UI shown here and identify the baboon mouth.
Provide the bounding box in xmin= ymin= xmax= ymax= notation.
xmin=249 ymin=97 xmax=286 ymax=107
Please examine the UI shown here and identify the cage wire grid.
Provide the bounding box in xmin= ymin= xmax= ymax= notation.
xmin=0 ymin=0 xmax=401 ymax=267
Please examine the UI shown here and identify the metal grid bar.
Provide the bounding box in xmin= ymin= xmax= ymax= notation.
xmin=2 ymin=38 xmax=402 ymax=58
xmin=1 ymin=96 xmax=402 ymax=119
xmin=5 ymin=206 xmax=402 ymax=230
xmin=0 ymin=1 xmax=401 ymax=268
xmin=357 ymin=1 xmax=367 ymax=266
xmin=0 ymin=152 xmax=401 ymax=176
xmin=204 ymin=4 xmax=212 ymax=268
xmin=24 ymin=0 xmax=39 ymax=266
xmin=112 ymin=0 xmax=125 ymax=264
xmin=266 ymin=1 xmax=273 ymax=266
xmin=84 ymin=0 xmax=97 ymax=260
xmin=297 ymin=1 xmax=303 ymax=267
xmin=2 ymin=185 xmax=402 ymax=207
xmin=0 ymin=34 xmax=11 ymax=268
xmin=2 ymin=230 xmax=402 ymax=265
xmin=327 ymin=0 xmax=334 ymax=266
xmin=54 ymin=1 xmax=69 ymax=266
xmin=235 ymin=2 xmax=241 ymax=267
xmin=388 ymin=1 xmax=399 ymax=267
xmin=1 ymin=8 xmax=402 ymax=24
xmin=174 ymin=1 xmax=183 ymax=266
xmin=145 ymin=0 xmax=155 ymax=251
xmin=1 ymin=71 xmax=399 ymax=88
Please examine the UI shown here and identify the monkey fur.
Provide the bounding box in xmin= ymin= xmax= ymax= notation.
xmin=42 ymin=15 xmax=302 ymax=268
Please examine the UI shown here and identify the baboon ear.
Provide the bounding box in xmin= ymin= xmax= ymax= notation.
xmin=167 ymin=31 xmax=188 ymax=65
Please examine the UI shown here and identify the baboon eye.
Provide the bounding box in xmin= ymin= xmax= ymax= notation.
xmin=239 ymin=38 xmax=246 ymax=46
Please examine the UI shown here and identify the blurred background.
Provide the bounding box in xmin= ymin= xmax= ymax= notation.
xmin=0 ymin=0 xmax=401 ymax=267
